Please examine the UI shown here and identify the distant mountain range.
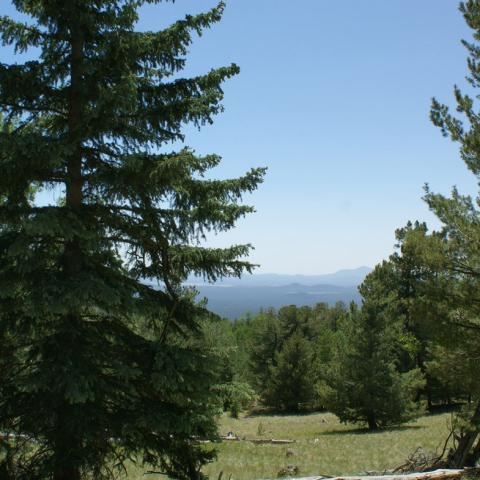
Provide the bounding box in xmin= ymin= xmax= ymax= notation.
xmin=189 ymin=267 xmax=371 ymax=319
xmin=189 ymin=266 xmax=372 ymax=288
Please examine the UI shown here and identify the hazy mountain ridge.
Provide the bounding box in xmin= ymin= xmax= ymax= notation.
xmin=188 ymin=266 xmax=372 ymax=288
xmin=191 ymin=267 xmax=371 ymax=319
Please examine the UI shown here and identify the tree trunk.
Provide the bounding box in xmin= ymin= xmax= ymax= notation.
xmin=53 ymin=454 xmax=81 ymax=480
xmin=367 ymin=412 xmax=378 ymax=430
xmin=54 ymin=4 xmax=85 ymax=479
xmin=447 ymin=401 xmax=480 ymax=467
xmin=53 ymin=399 xmax=82 ymax=480
xmin=468 ymin=437 xmax=480 ymax=467
xmin=54 ymin=470 xmax=81 ymax=480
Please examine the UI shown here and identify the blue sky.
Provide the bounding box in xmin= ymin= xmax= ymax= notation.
xmin=0 ymin=1 xmax=476 ymax=274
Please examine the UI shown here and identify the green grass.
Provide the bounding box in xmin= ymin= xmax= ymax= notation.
xmin=126 ymin=411 xmax=453 ymax=480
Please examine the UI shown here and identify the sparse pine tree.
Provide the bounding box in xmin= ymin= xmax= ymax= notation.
xmin=247 ymin=309 xmax=281 ymax=397
xmin=265 ymin=333 xmax=316 ymax=412
xmin=278 ymin=305 xmax=312 ymax=341
xmin=0 ymin=1 xmax=264 ymax=479
xmin=403 ymin=0 xmax=480 ymax=467
xmin=323 ymin=303 xmax=424 ymax=430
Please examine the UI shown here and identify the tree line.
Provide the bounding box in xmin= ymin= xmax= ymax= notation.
xmin=212 ymin=212 xmax=479 ymax=465
xmin=214 ymin=270 xmax=471 ymax=428
xmin=211 ymin=2 xmax=480 ymax=469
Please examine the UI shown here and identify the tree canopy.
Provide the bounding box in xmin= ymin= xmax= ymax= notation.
xmin=0 ymin=1 xmax=264 ymax=479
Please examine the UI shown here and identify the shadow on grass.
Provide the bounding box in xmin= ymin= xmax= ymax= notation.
xmin=320 ymin=425 xmax=424 ymax=436
xmin=245 ymin=409 xmax=324 ymax=418
xmin=427 ymin=403 xmax=463 ymax=416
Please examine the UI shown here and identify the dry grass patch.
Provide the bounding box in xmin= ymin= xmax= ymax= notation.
xmin=126 ymin=411 xmax=453 ymax=480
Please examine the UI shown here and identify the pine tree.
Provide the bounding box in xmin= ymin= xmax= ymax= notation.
xmin=403 ymin=0 xmax=480 ymax=466
xmin=247 ymin=309 xmax=281 ymax=398
xmin=201 ymin=318 xmax=256 ymax=419
xmin=278 ymin=305 xmax=312 ymax=341
xmin=0 ymin=2 xmax=265 ymax=479
xmin=323 ymin=302 xmax=424 ymax=430
xmin=378 ymin=222 xmax=472 ymax=407
xmin=265 ymin=333 xmax=316 ymax=412
xmin=354 ymin=231 xmax=445 ymax=407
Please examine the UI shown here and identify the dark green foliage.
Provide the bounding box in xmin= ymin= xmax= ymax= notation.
xmin=265 ymin=333 xmax=316 ymax=412
xmin=244 ymin=304 xmax=347 ymax=411
xmin=398 ymin=0 xmax=480 ymax=467
xmin=214 ymin=380 xmax=257 ymax=419
xmin=278 ymin=305 xmax=312 ymax=341
xmin=201 ymin=317 xmax=256 ymax=418
xmin=0 ymin=1 xmax=264 ymax=479
xmin=322 ymin=303 xmax=424 ymax=430
xmin=229 ymin=316 xmax=254 ymax=381
xmin=247 ymin=309 xmax=282 ymax=398
xmin=348 ymin=223 xmax=468 ymax=409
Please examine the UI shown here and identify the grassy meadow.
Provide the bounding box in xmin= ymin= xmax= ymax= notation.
xmin=126 ymin=411 xmax=454 ymax=480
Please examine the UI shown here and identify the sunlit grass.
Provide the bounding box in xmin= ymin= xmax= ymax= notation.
xmin=126 ymin=411 xmax=453 ymax=480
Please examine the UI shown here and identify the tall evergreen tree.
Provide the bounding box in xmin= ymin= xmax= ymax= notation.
xmin=401 ymin=0 xmax=480 ymax=466
xmin=358 ymin=227 xmax=455 ymax=408
xmin=264 ymin=333 xmax=316 ymax=412
xmin=0 ymin=1 xmax=264 ymax=479
xmin=323 ymin=300 xmax=424 ymax=431
xmin=247 ymin=309 xmax=280 ymax=398
xmin=278 ymin=305 xmax=312 ymax=341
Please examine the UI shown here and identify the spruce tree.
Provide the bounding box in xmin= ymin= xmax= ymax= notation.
xmin=247 ymin=309 xmax=281 ymax=398
xmin=0 ymin=1 xmax=264 ymax=479
xmin=265 ymin=333 xmax=316 ymax=412
xmin=323 ymin=301 xmax=424 ymax=430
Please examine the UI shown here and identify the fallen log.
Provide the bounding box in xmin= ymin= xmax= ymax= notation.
xmin=250 ymin=438 xmax=296 ymax=445
xmin=217 ymin=435 xmax=296 ymax=445
xmin=280 ymin=468 xmax=474 ymax=480
xmin=333 ymin=468 xmax=466 ymax=480
xmin=219 ymin=435 xmax=240 ymax=441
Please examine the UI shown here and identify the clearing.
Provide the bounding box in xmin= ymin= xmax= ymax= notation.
xmin=127 ymin=411 xmax=453 ymax=480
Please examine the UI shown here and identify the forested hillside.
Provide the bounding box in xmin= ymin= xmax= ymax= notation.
xmin=194 ymin=282 xmax=362 ymax=319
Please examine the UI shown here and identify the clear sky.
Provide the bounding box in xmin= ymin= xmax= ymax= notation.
xmin=0 ymin=1 xmax=477 ymax=274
